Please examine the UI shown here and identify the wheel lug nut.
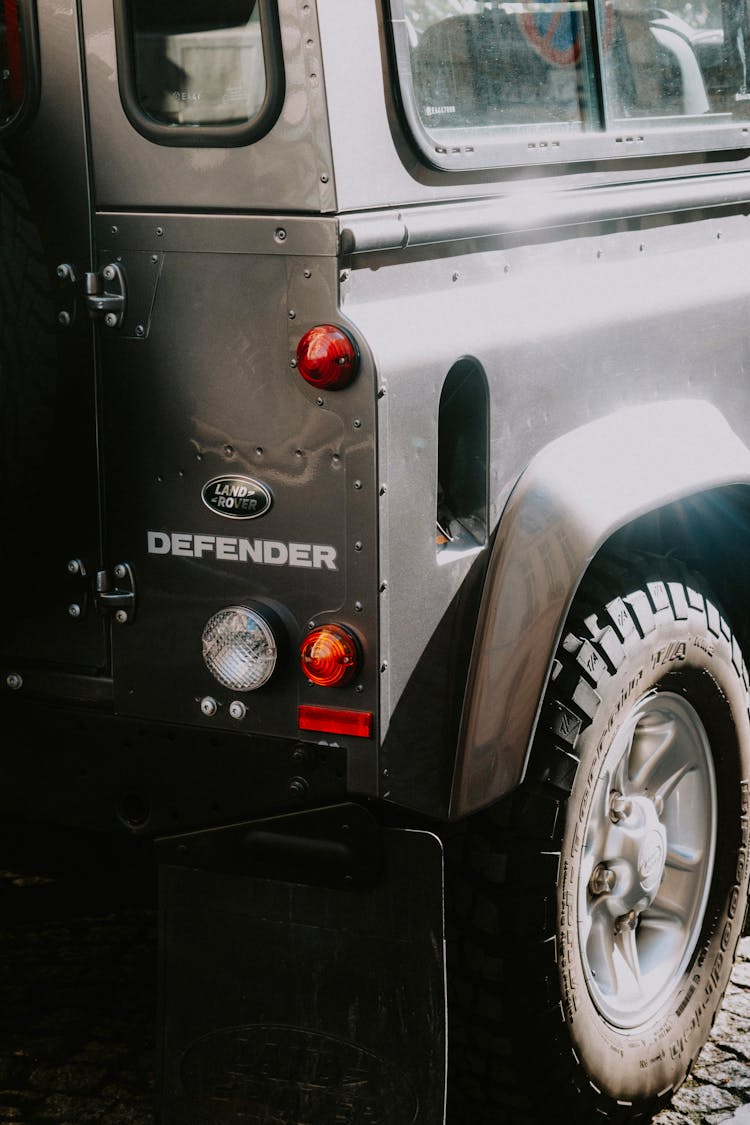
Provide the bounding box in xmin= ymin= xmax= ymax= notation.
xmin=615 ymin=910 xmax=638 ymax=933
xmin=610 ymin=792 xmax=633 ymax=823
xmin=589 ymin=863 xmax=617 ymax=895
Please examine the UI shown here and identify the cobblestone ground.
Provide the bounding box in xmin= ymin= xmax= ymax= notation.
xmin=0 ymin=861 xmax=747 ymax=1125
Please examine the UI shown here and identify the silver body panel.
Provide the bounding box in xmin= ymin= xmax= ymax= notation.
xmin=3 ymin=0 xmax=750 ymax=825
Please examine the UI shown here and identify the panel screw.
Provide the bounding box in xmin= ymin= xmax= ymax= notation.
xmin=135 ymin=324 xmax=145 ymax=337
xmin=6 ymin=673 xmax=22 ymax=691
xmin=114 ymin=609 xmax=128 ymax=624
xmin=104 ymin=312 xmax=118 ymax=328
xmin=114 ymin=564 xmax=127 ymax=580
xmin=67 ymin=559 xmax=81 ymax=575
xmin=288 ymin=776 xmax=309 ymax=800
xmin=57 ymin=311 xmax=71 ymax=327
xmin=200 ymin=696 xmax=217 ymax=717
xmin=229 ymin=700 xmax=246 ymax=720
xmin=102 ymin=265 xmax=116 ymax=282
xmin=68 ymin=603 xmax=82 ymax=619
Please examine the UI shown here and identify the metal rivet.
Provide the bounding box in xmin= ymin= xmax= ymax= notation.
xmin=67 ymin=559 xmax=81 ymax=575
xmin=104 ymin=312 xmax=118 ymax=328
xmin=316 ymin=397 xmax=324 ymax=407
xmin=6 ymin=673 xmax=22 ymax=691
xmin=303 ymin=269 xmax=312 ymax=279
xmin=135 ymin=324 xmax=145 ymax=337
xmin=151 ymin=255 xmax=159 ymax=264
xmin=275 ymin=227 xmax=287 ymax=242
xmin=354 ymin=541 xmax=363 ymax=552
xmin=379 ymin=484 xmax=387 ymax=496
xmin=114 ymin=564 xmax=126 ymax=580
xmin=290 ymin=357 xmax=298 ymax=368
xmin=288 ymin=309 xmax=296 ymax=320
xmin=355 ymin=684 xmax=364 ymax=693
xmin=115 ymin=610 xmax=128 ymax=624
xmin=68 ymin=604 xmax=82 ymax=619
xmin=353 ymin=419 xmax=362 ymax=428
xmin=355 ymin=601 xmax=363 ymax=612
xmin=200 ymin=696 xmax=217 ymax=717
xmin=111 ymin=225 xmax=119 ymax=235
xmin=320 ymin=173 xmax=329 ymax=183
xmin=379 ymin=581 xmax=388 ymax=593
xmin=229 ymin=700 xmax=246 ymax=720
xmin=57 ymin=311 xmax=71 ymax=327
xmin=156 ymin=226 xmax=164 ymax=237
xmin=354 ymin=480 xmax=362 ymax=490
xmin=380 ymin=661 xmax=388 ymax=673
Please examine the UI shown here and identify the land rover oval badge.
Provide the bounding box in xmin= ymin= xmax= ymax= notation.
xmin=201 ymin=475 xmax=273 ymax=520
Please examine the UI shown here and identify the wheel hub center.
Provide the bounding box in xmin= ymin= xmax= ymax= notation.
xmin=611 ymin=795 xmax=668 ymax=911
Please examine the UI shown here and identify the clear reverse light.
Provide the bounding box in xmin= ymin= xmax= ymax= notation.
xmin=202 ymin=605 xmax=277 ymax=691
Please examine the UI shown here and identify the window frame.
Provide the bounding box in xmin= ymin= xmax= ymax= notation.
xmin=0 ymin=0 xmax=41 ymax=139
xmin=113 ymin=0 xmax=285 ymax=149
xmin=388 ymin=0 xmax=750 ymax=171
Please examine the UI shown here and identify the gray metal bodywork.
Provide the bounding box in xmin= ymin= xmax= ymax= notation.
xmin=3 ymin=0 xmax=750 ymax=828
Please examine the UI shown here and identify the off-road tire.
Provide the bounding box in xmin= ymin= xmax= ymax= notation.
xmin=446 ymin=555 xmax=750 ymax=1124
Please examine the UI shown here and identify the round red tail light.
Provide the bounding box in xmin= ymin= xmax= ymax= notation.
xmin=296 ymin=325 xmax=359 ymax=390
xmin=300 ymin=624 xmax=360 ymax=687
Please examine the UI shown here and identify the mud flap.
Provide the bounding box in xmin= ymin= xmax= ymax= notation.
xmin=156 ymin=805 xmax=446 ymax=1124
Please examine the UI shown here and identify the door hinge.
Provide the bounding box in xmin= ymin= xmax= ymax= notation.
xmin=84 ymin=262 xmax=127 ymax=329
xmin=95 ymin=563 xmax=136 ymax=625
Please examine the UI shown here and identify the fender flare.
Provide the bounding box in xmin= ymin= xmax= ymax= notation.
xmin=450 ymin=399 xmax=750 ymax=817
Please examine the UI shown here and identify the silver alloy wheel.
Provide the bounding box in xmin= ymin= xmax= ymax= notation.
xmin=578 ymin=691 xmax=717 ymax=1029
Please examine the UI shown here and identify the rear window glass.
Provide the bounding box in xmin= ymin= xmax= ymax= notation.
xmin=115 ymin=0 xmax=284 ymax=146
xmin=392 ymin=0 xmax=750 ymax=167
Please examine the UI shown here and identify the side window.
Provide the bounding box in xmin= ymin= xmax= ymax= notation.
xmin=0 ymin=0 xmax=40 ymax=135
xmin=114 ymin=0 xmax=285 ymax=147
xmin=392 ymin=0 xmax=750 ymax=167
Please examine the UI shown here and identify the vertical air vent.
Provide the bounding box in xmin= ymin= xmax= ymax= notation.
xmin=436 ymin=359 xmax=488 ymax=559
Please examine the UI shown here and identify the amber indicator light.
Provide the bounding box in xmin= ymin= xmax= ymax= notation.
xmin=298 ymin=705 xmax=373 ymax=739
xmin=300 ymin=623 xmax=360 ymax=687
xmin=296 ymin=325 xmax=359 ymax=390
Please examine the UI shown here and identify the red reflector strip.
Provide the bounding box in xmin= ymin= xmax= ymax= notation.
xmin=4 ymin=0 xmax=22 ymax=104
xmin=298 ymin=705 xmax=373 ymax=739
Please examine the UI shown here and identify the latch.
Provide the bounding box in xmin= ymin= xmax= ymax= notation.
xmin=94 ymin=563 xmax=136 ymax=625
xmin=84 ymin=262 xmax=127 ymax=329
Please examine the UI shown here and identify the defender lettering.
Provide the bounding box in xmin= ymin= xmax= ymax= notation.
xmin=147 ymin=531 xmax=338 ymax=570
